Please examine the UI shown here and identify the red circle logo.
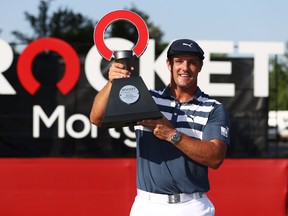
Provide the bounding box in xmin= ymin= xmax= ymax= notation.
xmin=17 ymin=37 xmax=80 ymax=95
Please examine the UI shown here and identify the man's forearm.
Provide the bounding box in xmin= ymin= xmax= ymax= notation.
xmin=175 ymin=134 xmax=227 ymax=169
xmin=89 ymin=81 xmax=112 ymax=126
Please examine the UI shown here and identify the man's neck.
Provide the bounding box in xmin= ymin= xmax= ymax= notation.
xmin=170 ymin=85 xmax=197 ymax=103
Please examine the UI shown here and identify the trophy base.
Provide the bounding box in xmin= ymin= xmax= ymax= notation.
xmin=102 ymin=111 xmax=162 ymax=128
xmin=101 ymin=76 xmax=162 ymax=128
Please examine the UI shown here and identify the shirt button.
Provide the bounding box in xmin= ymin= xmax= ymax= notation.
xmin=174 ymin=113 xmax=177 ymax=116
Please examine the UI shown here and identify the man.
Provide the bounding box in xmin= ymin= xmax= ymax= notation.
xmin=90 ymin=39 xmax=230 ymax=216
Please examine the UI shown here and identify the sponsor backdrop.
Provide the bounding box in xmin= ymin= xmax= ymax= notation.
xmin=0 ymin=39 xmax=267 ymax=158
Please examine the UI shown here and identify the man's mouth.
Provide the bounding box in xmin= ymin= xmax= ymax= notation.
xmin=178 ymin=73 xmax=191 ymax=77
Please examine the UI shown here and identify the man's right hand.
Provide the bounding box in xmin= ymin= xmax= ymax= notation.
xmin=108 ymin=62 xmax=132 ymax=83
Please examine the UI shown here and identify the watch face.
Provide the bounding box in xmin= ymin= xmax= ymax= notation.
xmin=171 ymin=131 xmax=181 ymax=144
xmin=172 ymin=133 xmax=178 ymax=140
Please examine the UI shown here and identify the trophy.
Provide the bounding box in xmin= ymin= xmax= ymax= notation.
xmin=94 ymin=10 xmax=162 ymax=128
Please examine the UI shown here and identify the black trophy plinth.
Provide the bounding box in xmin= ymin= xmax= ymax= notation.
xmin=102 ymin=76 xmax=162 ymax=128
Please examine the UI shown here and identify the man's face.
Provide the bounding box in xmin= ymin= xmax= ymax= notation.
xmin=167 ymin=54 xmax=203 ymax=90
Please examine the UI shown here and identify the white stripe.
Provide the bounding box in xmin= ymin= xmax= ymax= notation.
xmin=197 ymin=96 xmax=220 ymax=104
xmin=134 ymin=125 xmax=143 ymax=130
xmin=195 ymin=105 xmax=214 ymax=112
xmin=162 ymin=112 xmax=173 ymax=120
xmin=134 ymin=125 xmax=152 ymax=132
xmin=180 ymin=128 xmax=203 ymax=139
xmin=153 ymin=97 xmax=173 ymax=106
xmin=181 ymin=104 xmax=195 ymax=110
xmin=193 ymin=116 xmax=208 ymax=125
xmin=181 ymin=104 xmax=214 ymax=113
xmin=178 ymin=115 xmax=208 ymax=125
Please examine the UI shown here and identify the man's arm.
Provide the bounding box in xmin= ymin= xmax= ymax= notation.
xmin=89 ymin=81 xmax=112 ymax=126
xmin=137 ymin=117 xmax=228 ymax=169
xmin=173 ymin=134 xmax=227 ymax=169
xmin=90 ymin=62 xmax=131 ymax=126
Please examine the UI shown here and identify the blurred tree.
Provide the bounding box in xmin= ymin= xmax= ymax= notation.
xmin=269 ymin=42 xmax=288 ymax=110
xmin=11 ymin=1 xmax=167 ymax=57
xmin=11 ymin=0 xmax=95 ymax=54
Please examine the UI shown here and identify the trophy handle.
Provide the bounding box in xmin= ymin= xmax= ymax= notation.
xmin=113 ymin=50 xmax=134 ymax=71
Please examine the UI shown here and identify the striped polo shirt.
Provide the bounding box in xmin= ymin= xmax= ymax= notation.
xmin=134 ymin=86 xmax=230 ymax=194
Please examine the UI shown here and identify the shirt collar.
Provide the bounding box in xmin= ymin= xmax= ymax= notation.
xmin=161 ymin=85 xmax=202 ymax=102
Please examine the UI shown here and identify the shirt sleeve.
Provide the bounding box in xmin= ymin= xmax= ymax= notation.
xmin=202 ymin=103 xmax=230 ymax=144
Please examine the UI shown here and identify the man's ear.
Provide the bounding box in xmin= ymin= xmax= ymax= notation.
xmin=166 ymin=58 xmax=171 ymax=71
xmin=198 ymin=61 xmax=203 ymax=73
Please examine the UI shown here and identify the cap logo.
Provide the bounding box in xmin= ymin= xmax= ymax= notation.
xmin=182 ymin=42 xmax=194 ymax=48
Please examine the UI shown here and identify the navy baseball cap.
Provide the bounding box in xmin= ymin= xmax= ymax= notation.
xmin=167 ymin=39 xmax=205 ymax=60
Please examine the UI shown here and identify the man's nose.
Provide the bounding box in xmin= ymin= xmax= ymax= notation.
xmin=181 ymin=60 xmax=189 ymax=71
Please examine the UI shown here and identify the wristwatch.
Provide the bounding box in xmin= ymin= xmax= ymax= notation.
xmin=170 ymin=130 xmax=181 ymax=145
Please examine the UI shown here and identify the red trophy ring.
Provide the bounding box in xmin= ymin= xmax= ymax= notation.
xmin=94 ymin=9 xmax=162 ymax=128
xmin=94 ymin=9 xmax=149 ymax=61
